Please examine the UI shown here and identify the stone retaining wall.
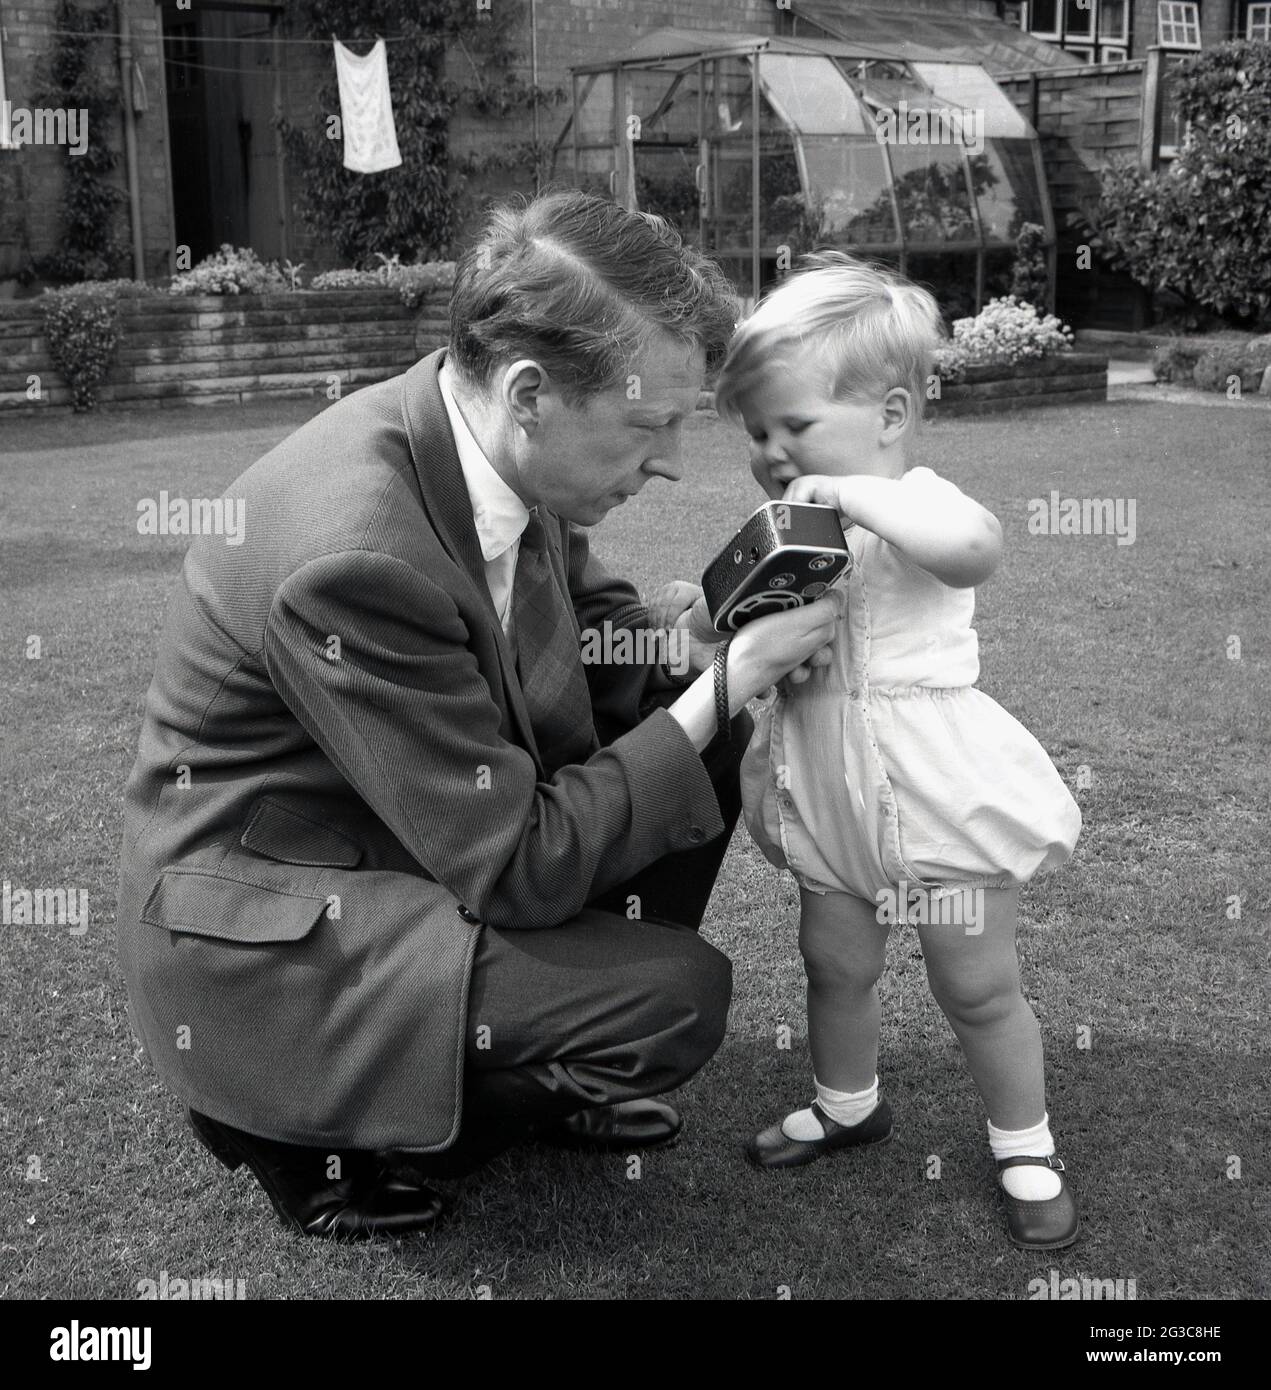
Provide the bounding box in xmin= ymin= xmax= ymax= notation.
xmin=928 ymin=354 xmax=1109 ymax=417
xmin=0 ymin=289 xmax=452 ymax=412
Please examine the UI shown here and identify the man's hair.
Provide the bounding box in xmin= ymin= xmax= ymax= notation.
xmin=448 ymin=189 xmax=739 ymax=400
xmin=713 ymin=253 xmax=944 ymax=425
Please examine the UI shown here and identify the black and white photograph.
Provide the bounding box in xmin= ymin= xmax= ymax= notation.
xmin=0 ymin=0 xmax=1266 ymax=1348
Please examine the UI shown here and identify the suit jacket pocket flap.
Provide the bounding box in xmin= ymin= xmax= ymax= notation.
xmin=240 ymin=797 xmax=363 ymax=868
xmin=141 ymin=869 xmax=328 ymax=943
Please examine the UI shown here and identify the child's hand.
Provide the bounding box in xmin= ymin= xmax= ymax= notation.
xmin=784 ymin=473 xmax=1002 ymax=589
xmin=782 ymin=474 xmax=858 ymax=526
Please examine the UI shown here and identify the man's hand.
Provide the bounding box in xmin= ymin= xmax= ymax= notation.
xmin=645 ymin=580 xmax=719 ymax=676
xmin=644 ymin=580 xmax=702 ymax=631
xmin=668 ymin=590 xmax=844 ymax=752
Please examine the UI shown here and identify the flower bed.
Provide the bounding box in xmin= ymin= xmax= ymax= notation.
xmin=0 ymin=285 xmax=452 ymax=413
xmin=928 ymin=352 xmax=1109 ymax=418
xmin=927 ymin=296 xmax=1105 ymax=417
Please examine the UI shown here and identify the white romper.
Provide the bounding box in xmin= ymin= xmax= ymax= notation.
xmin=740 ymin=467 xmax=1081 ymax=901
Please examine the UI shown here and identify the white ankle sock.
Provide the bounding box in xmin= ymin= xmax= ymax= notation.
xmin=781 ymin=1076 xmax=879 ymax=1141
xmin=988 ymin=1114 xmax=1063 ymax=1199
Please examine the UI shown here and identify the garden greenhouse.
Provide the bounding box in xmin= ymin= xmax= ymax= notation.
xmin=551 ymin=27 xmax=1056 ymax=318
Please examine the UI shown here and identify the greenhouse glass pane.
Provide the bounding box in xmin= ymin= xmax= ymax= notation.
xmin=759 ymin=54 xmax=867 ymax=135
xmin=907 ymin=252 xmax=980 ymax=323
xmin=982 ymin=247 xmax=1017 ymax=304
xmin=573 ymin=146 xmax=615 ymax=200
xmin=575 ymin=73 xmax=615 ymax=145
xmin=969 ymin=138 xmax=1046 ymax=242
xmin=710 ymin=137 xmax=804 ymax=250
xmin=885 ymin=144 xmax=978 ymax=244
xmin=835 ymin=57 xmax=930 ymax=113
xmin=709 ymin=56 xmax=759 ymax=138
xmin=909 ymin=62 xmax=1029 ymax=140
xmin=630 ymin=68 xmax=700 ymax=143
xmin=800 ymin=137 xmax=898 ymax=246
xmin=635 ymin=145 xmax=701 ymax=236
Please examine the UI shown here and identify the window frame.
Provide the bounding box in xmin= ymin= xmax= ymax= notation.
xmin=1248 ymin=4 xmax=1271 ymax=41
xmin=1099 ymin=0 xmax=1131 ymax=42
xmin=1157 ymin=2 xmax=1203 ymax=49
xmin=1064 ymin=0 xmax=1096 ymax=39
xmin=1027 ymin=0 xmax=1063 ymax=41
xmin=1100 ymin=44 xmax=1130 ymax=61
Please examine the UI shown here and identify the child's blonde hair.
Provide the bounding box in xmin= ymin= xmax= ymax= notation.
xmin=713 ymin=253 xmax=944 ymax=427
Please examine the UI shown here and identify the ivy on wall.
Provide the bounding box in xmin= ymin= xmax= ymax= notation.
xmin=34 ymin=0 xmax=125 ymax=282
xmin=282 ymin=0 xmax=563 ymax=265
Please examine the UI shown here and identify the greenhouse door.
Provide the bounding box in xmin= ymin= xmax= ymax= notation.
xmin=626 ymin=62 xmax=707 ymax=248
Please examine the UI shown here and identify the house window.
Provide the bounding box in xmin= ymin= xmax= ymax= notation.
xmin=1157 ymin=2 xmax=1202 ymax=48
xmin=1065 ymin=1 xmax=1095 ymax=39
xmin=1101 ymin=45 xmax=1129 ymax=61
xmin=1099 ymin=0 xmax=1129 ymax=41
xmin=1028 ymin=2 xmax=1130 ymax=60
xmin=1028 ymin=1 xmax=1062 ymax=40
xmin=1249 ymin=4 xmax=1271 ymax=40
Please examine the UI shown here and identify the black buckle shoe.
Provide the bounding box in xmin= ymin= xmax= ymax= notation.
xmin=997 ymin=1153 xmax=1079 ymax=1250
xmin=747 ymin=1098 xmax=894 ymax=1169
xmin=188 ymin=1108 xmax=445 ymax=1240
xmin=538 ymin=1099 xmax=682 ymax=1151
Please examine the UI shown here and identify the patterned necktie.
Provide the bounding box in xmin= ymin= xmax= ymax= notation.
xmin=511 ymin=510 xmax=596 ymax=776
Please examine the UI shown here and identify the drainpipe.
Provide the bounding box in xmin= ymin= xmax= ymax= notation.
xmin=530 ymin=0 xmax=541 ymax=192
xmin=117 ymin=2 xmax=145 ymax=279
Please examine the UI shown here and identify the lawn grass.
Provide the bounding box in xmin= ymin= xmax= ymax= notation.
xmin=1 ymin=396 xmax=1267 ymax=1300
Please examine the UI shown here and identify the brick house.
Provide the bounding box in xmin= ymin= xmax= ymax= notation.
xmin=0 ymin=0 xmax=1073 ymax=286
xmin=1016 ymin=0 xmax=1271 ymax=63
xmin=0 ymin=1 xmax=1261 ymax=297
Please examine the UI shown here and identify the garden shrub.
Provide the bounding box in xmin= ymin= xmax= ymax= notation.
xmin=168 ymin=245 xmax=287 ymax=296
xmin=1009 ymin=223 xmax=1050 ymax=310
xmin=41 ymin=283 xmax=120 ymax=410
xmin=1191 ymin=340 xmax=1271 ymax=393
xmin=1150 ymin=340 xmax=1206 ymax=383
xmin=1087 ymin=41 xmax=1271 ymax=325
xmin=310 ymin=257 xmax=456 ymax=308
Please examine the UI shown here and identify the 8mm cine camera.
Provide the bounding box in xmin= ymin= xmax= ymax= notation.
xmin=701 ymin=502 xmax=852 ymax=634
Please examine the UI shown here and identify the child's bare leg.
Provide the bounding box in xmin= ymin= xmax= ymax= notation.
xmin=916 ymin=887 xmax=1043 ymax=1124
xmin=799 ymin=887 xmax=889 ymax=1094
xmin=918 ymin=887 xmax=1062 ymax=1199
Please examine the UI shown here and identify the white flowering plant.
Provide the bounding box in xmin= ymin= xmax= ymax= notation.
xmin=310 ymin=255 xmax=456 ymax=309
xmin=936 ymin=296 xmax=1074 ymax=380
xmin=168 ymin=245 xmax=288 ymax=296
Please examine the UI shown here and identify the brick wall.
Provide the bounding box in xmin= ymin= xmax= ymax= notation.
xmin=0 ymin=287 xmax=450 ymax=412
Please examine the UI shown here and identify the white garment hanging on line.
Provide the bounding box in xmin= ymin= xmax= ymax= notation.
xmin=333 ymin=38 xmax=402 ymax=174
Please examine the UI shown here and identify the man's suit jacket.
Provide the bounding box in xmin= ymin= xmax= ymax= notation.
xmin=116 ymin=351 xmax=724 ymax=1151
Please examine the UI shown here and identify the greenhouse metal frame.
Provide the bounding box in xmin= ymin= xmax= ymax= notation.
xmin=551 ymin=28 xmax=1057 ymax=316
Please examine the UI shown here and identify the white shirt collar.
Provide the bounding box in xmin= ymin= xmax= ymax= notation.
xmin=438 ymin=360 xmax=530 ymax=563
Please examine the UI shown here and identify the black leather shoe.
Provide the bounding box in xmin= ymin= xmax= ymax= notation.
xmin=538 ymin=1099 xmax=682 ymax=1151
xmin=997 ymin=1154 xmax=1079 ymax=1250
xmin=188 ymin=1108 xmax=444 ymax=1240
xmin=747 ymin=1098 xmax=894 ymax=1169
